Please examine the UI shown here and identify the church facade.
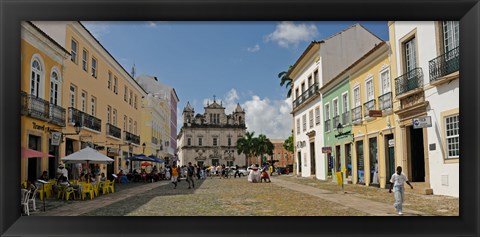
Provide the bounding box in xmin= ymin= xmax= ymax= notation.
xmin=177 ymin=99 xmax=247 ymax=167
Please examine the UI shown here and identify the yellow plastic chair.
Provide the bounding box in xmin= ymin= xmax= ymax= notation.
xmin=106 ymin=180 xmax=115 ymax=193
xmin=81 ymin=183 xmax=95 ymax=200
xmin=92 ymin=182 xmax=100 ymax=197
xmin=37 ymin=183 xmax=53 ymax=200
xmin=63 ymin=186 xmax=76 ymax=200
xmin=57 ymin=185 xmax=66 ymax=199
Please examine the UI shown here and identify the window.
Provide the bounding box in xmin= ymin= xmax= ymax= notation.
xmin=90 ymin=96 xmax=96 ymax=116
xmin=353 ymin=86 xmax=361 ymax=107
xmin=123 ymin=115 xmax=127 ymax=130
xmin=113 ymin=77 xmax=118 ymax=94
xmin=129 ymin=118 xmax=132 ymax=132
xmin=315 ymin=106 xmax=320 ymax=125
xmin=107 ymin=106 xmax=111 ymax=124
xmin=309 ymin=110 xmax=314 ymax=128
xmin=82 ymin=49 xmax=88 ymax=72
xmin=71 ymin=39 xmax=78 ymax=63
xmin=313 ymin=70 xmax=318 ymax=84
xmin=69 ymin=84 xmax=76 ymax=108
xmin=365 ymin=78 xmax=374 ymax=101
xmin=302 ymin=114 xmax=307 ymax=132
xmin=228 ymin=137 xmax=232 ymax=146
xmin=325 ymin=103 xmax=330 ymax=120
xmin=213 ymin=138 xmax=218 ymax=146
xmin=187 ymin=138 xmax=192 ymax=146
xmin=124 ymin=86 xmax=128 ymax=101
xmin=342 ymin=93 xmax=349 ymax=113
xmin=295 ymin=88 xmax=299 ymax=99
xmin=199 ymin=137 xmax=203 ymax=146
xmin=333 ymin=98 xmax=339 ymax=117
xmin=91 ymin=57 xmax=97 ymax=78
xmin=113 ymin=109 xmax=117 ymax=126
xmin=134 ymin=121 xmax=137 ymax=135
xmin=296 ymin=119 xmax=300 ymax=134
xmin=443 ymin=21 xmax=459 ymax=52
xmin=129 ymin=90 xmax=133 ymax=106
xmin=31 ymin=59 xmax=42 ymax=97
xmin=108 ymin=71 xmax=112 ymax=89
xmin=445 ymin=114 xmax=459 ymax=159
xmin=301 ymin=82 xmax=305 ymax=93
xmin=81 ymin=91 xmax=87 ymax=112
xmin=50 ymin=70 xmax=60 ymax=105
xmin=134 ymin=95 xmax=137 ymax=109
xmin=308 ymin=76 xmax=312 ymax=87
xmin=404 ymin=37 xmax=416 ymax=72
xmin=380 ymin=69 xmax=391 ymax=94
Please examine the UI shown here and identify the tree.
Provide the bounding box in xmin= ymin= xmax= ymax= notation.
xmin=283 ymin=133 xmax=294 ymax=153
xmin=278 ymin=65 xmax=293 ymax=98
xmin=236 ymin=131 xmax=256 ymax=167
xmin=255 ymin=134 xmax=274 ymax=165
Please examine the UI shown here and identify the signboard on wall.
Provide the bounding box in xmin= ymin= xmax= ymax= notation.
xmin=322 ymin=147 xmax=332 ymax=153
xmin=369 ymin=110 xmax=383 ymax=117
xmin=51 ymin=132 xmax=62 ymax=146
xmin=413 ymin=116 xmax=432 ymax=129
xmin=388 ymin=139 xmax=395 ymax=147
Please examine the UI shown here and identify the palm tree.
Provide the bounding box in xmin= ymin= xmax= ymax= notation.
xmin=278 ymin=65 xmax=293 ymax=98
xmin=236 ymin=131 xmax=256 ymax=167
xmin=255 ymin=134 xmax=274 ymax=165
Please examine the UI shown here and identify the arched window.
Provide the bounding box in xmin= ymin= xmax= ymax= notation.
xmin=31 ymin=59 xmax=42 ymax=97
xmin=50 ymin=69 xmax=61 ymax=105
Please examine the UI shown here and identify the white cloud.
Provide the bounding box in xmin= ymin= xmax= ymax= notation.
xmin=247 ymin=44 xmax=260 ymax=52
xmin=82 ymin=22 xmax=110 ymax=39
xmin=265 ymin=21 xmax=318 ymax=48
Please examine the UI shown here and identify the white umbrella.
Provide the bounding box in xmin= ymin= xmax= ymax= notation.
xmin=61 ymin=147 xmax=114 ymax=164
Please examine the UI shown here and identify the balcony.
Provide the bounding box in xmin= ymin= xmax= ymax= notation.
xmin=363 ymin=99 xmax=376 ymax=119
xmin=378 ymin=92 xmax=393 ymax=111
xmin=68 ymin=107 xmax=101 ymax=132
xmin=394 ymin=68 xmax=423 ymax=96
xmin=342 ymin=111 xmax=350 ymax=125
xmin=332 ymin=115 xmax=340 ymax=130
xmin=351 ymin=106 xmax=362 ymax=124
xmin=124 ymin=131 xmax=140 ymax=145
xmin=429 ymin=46 xmax=459 ymax=82
xmin=324 ymin=119 xmax=331 ymax=132
xmin=293 ymin=83 xmax=319 ymax=109
xmin=21 ymin=92 xmax=66 ymax=126
xmin=106 ymin=123 xmax=121 ymax=139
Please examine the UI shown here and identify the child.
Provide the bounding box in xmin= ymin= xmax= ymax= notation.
xmin=260 ymin=168 xmax=271 ymax=183
xmin=389 ymin=166 xmax=413 ymax=215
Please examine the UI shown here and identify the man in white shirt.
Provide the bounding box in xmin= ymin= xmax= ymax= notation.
xmin=389 ymin=166 xmax=413 ymax=215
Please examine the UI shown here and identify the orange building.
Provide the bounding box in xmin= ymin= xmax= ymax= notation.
xmin=264 ymin=139 xmax=294 ymax=170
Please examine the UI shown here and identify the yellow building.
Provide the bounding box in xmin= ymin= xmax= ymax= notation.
xmin=349 ymin=42 xmax=395 ymax=188
xmin=20 ymin=22 xmax=70 ymax=182
xmin=32 ymin=21 xmax=147 ymax=178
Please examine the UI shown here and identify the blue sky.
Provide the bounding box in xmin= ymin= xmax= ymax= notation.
xmin=83 ymin=21 xmax=388 ymax=139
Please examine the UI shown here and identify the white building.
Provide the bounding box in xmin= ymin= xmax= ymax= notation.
xmin=177 ymin=99 xmax=247 ymax=167
xmin=389 ymin=21 xmax=459 ymax=197
xmin=289 ymin=24 xmax=382 ymax=180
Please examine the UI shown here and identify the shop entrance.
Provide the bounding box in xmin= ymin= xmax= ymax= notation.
xmin=385 ymin=134 xmax=395 ymax=181
xmin=310 ymin=142 xmax=315 ymax=174
xmin=297 ymin=151 xmax=302 ymax=174
xmin=27 ymin=134 xmax=41 ymax=181
xmin=345 ymin=143 xmax=352 ymax=178
xmin=48 ymin=139 xmax=59 ymax=179
xmin=369 ymin=137 xmax=378 ymax=185
xmin=409 ymin=126 xmax=425 ymax=182
xmin=356 ymin=140 xmax=365 ymax=184
xmin=335 ymin=145 xmax=341 ymax=172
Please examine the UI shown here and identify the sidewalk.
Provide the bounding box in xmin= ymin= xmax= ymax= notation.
xmin=271 ymin=177 xmax=429 ymax=216
xmin=32 ymin=181 xmax=170 ymax=216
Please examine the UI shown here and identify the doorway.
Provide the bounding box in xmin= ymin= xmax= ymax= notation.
xmin=345 ymin=143 xmax=352 ymax=177
xmin=369 ymin=137 xmax=378 ymax=185
xmin=385 ymin=134 xmax=395 ymax=181
xmin=310 ymin=142 xmax=316 ymax=174
xmin=409 ymin=126 xmax=425 ymax=182
xmin=48 ymin=139 xmax=59 ymax=179
xmin=27 ymin=134 xmax=41 ymax=181
xmin=356 ymin=140 xmax=364 ymax=184
xmin=335 ymin=145 xmax=341 ymax=172
xmin=297 ymin=151 xmax=302 ymax=174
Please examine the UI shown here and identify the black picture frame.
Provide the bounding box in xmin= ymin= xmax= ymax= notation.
xmin=1 ymin=0 xmax=478 ymax=236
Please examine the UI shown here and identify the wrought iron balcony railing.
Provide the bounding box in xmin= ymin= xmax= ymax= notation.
xmin=429 ymin=46 xmax=459 ymax=82
xmin=106 ymin=123 xmax=121 ymax=139
xmin=68 ymin=107 xmax=101 ymax=132
xmin=293 ymin=83 xmax=319 ymax=109
xmin=324 ymin=119 xmax=331 ymax=132
xmin=124 ymin=131 xmax=140 ymax=145
xmin=332 ymin=115 xmax=340 ymax=130
xmin=342 ymin=111 xmax=350 ymax=125
xmin=378 ymin=92 xmax=393 ymax=111
xmin=395 ymin=68 xmax=423 ymax=96
xmin=364 ymin=99 xmax=376 ymax=118
xmin=351 ymin=105 xmax=362 ymax=123
xmin=21 ymin=92 xmax=66 ymax=126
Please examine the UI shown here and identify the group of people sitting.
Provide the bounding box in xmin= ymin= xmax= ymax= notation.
xmin=247 ymin=163 xmax=271 ymax=183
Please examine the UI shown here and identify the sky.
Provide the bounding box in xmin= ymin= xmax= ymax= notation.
xmin=82 ymin=21 xmax=389 ymax=140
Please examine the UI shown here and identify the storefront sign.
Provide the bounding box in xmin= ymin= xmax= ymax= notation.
xmin=51 ymin=132 xmax=62 ymax=146
xmin=368 ymin=110 xmax=383 ymax=117
xmin=388 ymin=139 xmax=395 ymax=147
xmin=107 ymin=148 xmax=120 ymax=156
xmin=413 ymin=116 xmax=432 ymax=129
xmin=322 ymin=147 xmax=332 ymax=153
xmin=32 ymin=122 xmax=55 ymax=133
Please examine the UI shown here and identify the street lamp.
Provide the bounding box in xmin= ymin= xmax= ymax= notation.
xmin=335 ymin=123 xmax=354 ymax=138
xmin=52 ymin=122 xmax=82 ymax=142
xmin=142 ymin=142 xmax=146 ymax=154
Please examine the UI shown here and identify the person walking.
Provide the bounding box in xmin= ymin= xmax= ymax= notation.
xmin=171 ymin=164 xmax=178 ymax=189
xmin=389 ymin=166 xmax=413 ymax=215
xmin=186 ymin=162 xmax=195 ymax=189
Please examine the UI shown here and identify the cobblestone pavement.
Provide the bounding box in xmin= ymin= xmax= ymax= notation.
xmin=28 ymin=174 xmax=458 ymax=216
